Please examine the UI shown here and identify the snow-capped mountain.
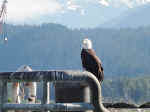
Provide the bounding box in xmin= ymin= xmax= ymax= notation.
xmin=3 ymin=0 xmax=150 ymax=28
xmin=101 ymin=4 xmax=150 ymax=28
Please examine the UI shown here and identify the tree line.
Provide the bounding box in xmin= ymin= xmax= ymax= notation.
xmin=0 ymin=23 xmax=150 ymax=103
xmin=102 ymin=75 xmax=150 ymax=104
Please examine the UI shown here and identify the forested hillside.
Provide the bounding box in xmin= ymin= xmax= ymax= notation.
xmin=1 ymin=23 xmax=150 ymax=104
xmin=0 ymin=23 xmax=150 ymax=78
xmin=102 ymin=75 xmax=150 ymax=104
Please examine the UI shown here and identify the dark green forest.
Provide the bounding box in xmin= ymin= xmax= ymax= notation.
xmin=0 ymin=23 xmax=150 ymax=103
xmin=102 ymin=75 xmax=150 ymax=104
xmin=1 ymin=23 xmax=150 ymax=78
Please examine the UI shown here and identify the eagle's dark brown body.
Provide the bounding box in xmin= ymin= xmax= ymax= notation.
xmin=81 ymin=49 xmax=104 ymax=83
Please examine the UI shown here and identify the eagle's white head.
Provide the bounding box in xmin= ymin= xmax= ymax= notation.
xmin=82 ymin=38 xmax=92 ymax=49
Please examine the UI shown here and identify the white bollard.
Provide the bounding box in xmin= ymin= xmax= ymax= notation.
xmin=10 ymin=65 xmax=37 ymax=112
xmin=12 ymin=82 xmax=21 ymax=104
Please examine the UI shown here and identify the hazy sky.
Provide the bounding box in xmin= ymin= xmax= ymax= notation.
xmin=1 ymin=0 xmax=150 ymax=28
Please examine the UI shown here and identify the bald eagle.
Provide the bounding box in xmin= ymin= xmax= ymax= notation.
xmin=81 ymin=38 xmax=104 ymax=83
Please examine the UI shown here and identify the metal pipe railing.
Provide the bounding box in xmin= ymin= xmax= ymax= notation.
xmin=3 ymin=103 xmax=94 ymax=111
xmin=0 ymin=71 xmax=110 ymax=112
